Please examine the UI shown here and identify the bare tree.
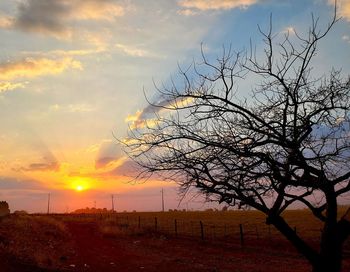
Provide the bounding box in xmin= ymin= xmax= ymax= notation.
xmin=124 ymin=9 xmax=350 ymax=272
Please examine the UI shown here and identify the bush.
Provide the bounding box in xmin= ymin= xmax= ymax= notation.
xmin=0 ymin=201 xmax=10 ymax=217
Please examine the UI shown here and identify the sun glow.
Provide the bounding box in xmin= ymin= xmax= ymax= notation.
xmin=76 ymin=185 xmax=84 ymax=191
xmin=71 ymin=178 xmax=90 ymax=192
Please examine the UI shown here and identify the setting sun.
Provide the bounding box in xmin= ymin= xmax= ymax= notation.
xmin=75 ymin=185 xmax=84 ymax=192
xmin=71 ymin=178 xmax=90 ymax=192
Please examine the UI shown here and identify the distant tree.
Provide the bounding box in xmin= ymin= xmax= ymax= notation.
xmin=13 ymin=210 xmax=28 ymax=215
xmin=125 ymin=9 xmax=350 ymax=272
xmin=0 ymin=201 xmax=10 ymax=217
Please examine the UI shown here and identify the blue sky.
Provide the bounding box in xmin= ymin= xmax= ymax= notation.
xmin=0 ymin=0 xmax=349 ymax=213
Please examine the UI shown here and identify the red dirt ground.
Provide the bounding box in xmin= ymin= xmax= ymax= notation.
xmin=61 ymin=222 xmax=312 ymax=272
xmin=2 ymin=221 xmax=350 ymax=271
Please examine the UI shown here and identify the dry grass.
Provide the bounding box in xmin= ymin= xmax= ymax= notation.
xmin=94 ymin=206 xmax=350 ymax=248
xmin=0 ymin=215 xmax=72 ymax=269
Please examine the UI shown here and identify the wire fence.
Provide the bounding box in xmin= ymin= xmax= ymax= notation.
xmin=96 ymin=213 xmax=305 ymax=246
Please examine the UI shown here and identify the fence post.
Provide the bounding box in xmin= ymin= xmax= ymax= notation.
xmin=239 ymin=224 xmax=244 ymax=247
xmin=155 ymin=217 xmax=158 ymax=232
xmin=174 ymin=219 xmax=178 ymax=237
xmin=200 ymin=221 xmax=204 ymax=240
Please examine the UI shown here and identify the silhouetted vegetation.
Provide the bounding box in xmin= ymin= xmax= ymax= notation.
xmin=0 ymin=201 xmax=10 ymax=218
xmin=71 ymin=207 xmax=113 ymax=214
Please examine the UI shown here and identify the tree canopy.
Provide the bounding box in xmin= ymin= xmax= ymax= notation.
xmin=124 ymin=10 xmax=350 ymax=272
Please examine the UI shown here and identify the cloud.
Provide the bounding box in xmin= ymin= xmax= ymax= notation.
xmin=20 ymin=161 xmax=60 ymax=172
xmin=0 ymin=176 xmax=46 ymax=190
xmin=68 ymin=103 xmax=96 ymax=113
xmin=0 ymin=15 xmax=13 ymax=28
xmin=330 ymin=0 xmax=350 ymax=21
xmin=282 ymin=26 xmax=295 ymax=35
xmin=0 ymin=82 xmax=26 ymax=93
xmin=125 ymin=96 xmax=194 ymax=130
xmin=95 ymin=141 xmax=125 ymax=170
xmin=178 ymin=0 xmax=258 ymax=12
xmin=115 ymin=43 xmax=156 ymax=58
xmin=2 ymin=0 xmax=125 ymax=39
xmin=49 ymin=103 xmax=96 ymax=114
xmin=21 ymin=48 xmax=106 ymax=58
xmin=14 ymin=158 xmax=60 ymax=172
xmin=0 ymin=57 xmax=82 ymax=80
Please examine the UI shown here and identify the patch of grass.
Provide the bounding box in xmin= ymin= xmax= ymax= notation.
xmin=0 ymin=215 xmax=72 ymax=269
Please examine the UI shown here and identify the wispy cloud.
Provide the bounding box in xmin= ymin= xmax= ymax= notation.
xmin=20 ymin=161 xmax=60 ymax=172
xmin=49 ymin=103 xmax=96 ymax=113
xmin=342 ymin=35 xmax=350 ymax=44
xmin=95 ymin=140 xmax=125 ymax=170
xmin=13 ymin=155 xmax=60 ymax=173
xmin=21 ymin=48 xmax=106 ymax=58
xmin=0 ymin=82 xmax=26 ymax=93
xmin=330 ymin=0 xmax=350 ymax=21
xmin=125 ymin=97 xmax=194 ymax=130
xmin=68 ymin=103 xmax=96 ymax=113
xmin=0 ymin=14 xmax=12 ymax=28
xmin=178 ymin=0 xmax=258 ymax=12
xmin=115 ymin=43 xmax=160 ymax=58
xmin=0 ymin=57 xmax=82 ymax=80
xmin=1 ymin=0 xmax=125 ymax=39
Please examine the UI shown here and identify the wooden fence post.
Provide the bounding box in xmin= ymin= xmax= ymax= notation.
xmin=200 ymin=221 xmax=204 ymax=240
xmin=239 ymin=224 xmax=244 ymax=247
xmin=174 ymin=219 xmax=178 ymax=237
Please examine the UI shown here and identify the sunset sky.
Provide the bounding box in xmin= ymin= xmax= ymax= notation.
xmin=1 ymin=0 xmax=350 ymax=213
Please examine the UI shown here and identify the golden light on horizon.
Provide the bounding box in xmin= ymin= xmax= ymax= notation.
xmin=71 ymin=177 xmax=90 ymax=192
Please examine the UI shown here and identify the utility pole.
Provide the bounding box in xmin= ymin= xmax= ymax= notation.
xmin=94 ymin=200 xmax=96 ymax=209
xmin=111 ymin=194 xmax=115 ymax=212
xmin=161 ymin=188 xmax=165 ymax=212
xmin=47 ymin=193 xmax=50 ymax=214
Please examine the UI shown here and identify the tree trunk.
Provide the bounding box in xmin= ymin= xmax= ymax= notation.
xmin=267 ymin=215 xmax=320 ymax=266
xmin=313 ymin=217 xmax=350 ymax=272
xmin=311 ymin=188 xmax=341 ymax=272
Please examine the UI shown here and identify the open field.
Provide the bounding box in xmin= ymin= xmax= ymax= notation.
xmin=0 ymin=209 xmax=349 ymax=271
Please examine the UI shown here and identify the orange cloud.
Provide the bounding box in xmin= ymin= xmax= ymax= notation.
xmin=0 ymin=82 xmax=26 ymax=93
xmin=0 ymin=15 xmax=13 ymax=28
xmin=178 ymin=0 xmax=258 ymax=11
xmin=333 ymin=0 xmax=350 ymax=21
xmin=125 ymin=110 xmax=143 ymax=122
xmin=71 ymin=0 xmax=125 ymax=21
xmin=0 ymin=57 xmax=82 ymax=80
